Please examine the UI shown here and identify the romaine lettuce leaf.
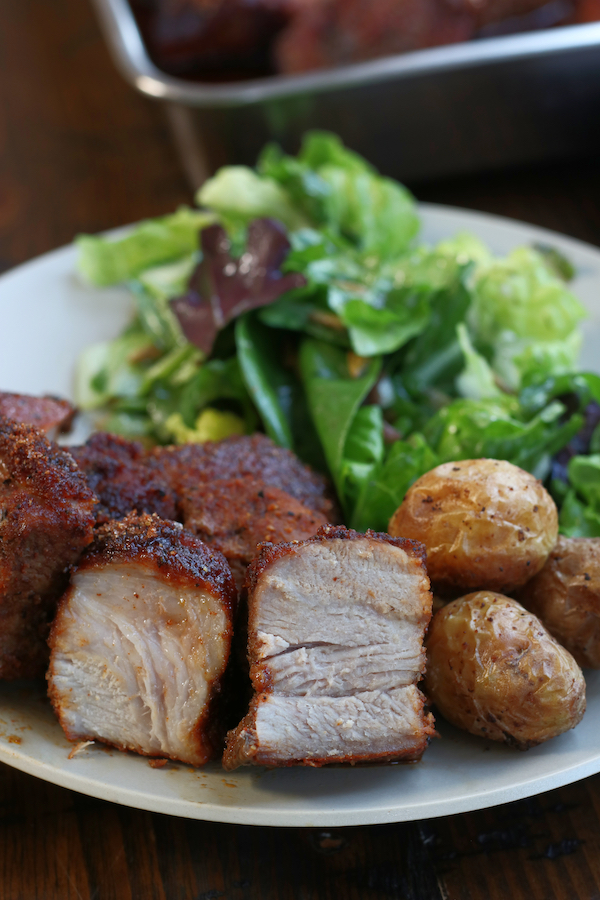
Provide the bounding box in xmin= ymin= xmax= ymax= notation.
xmin=455 ymin=323 xmax=503 ymax=401
xmin=74 ymin=323 xmax=155 ymax=410
xmin=259 ymin=131 xmax=419 ymax=259
xmin=197 ymin=166 xmax=308 ymax=233
xmin=77 ymin=207 xmax=213 ymax=286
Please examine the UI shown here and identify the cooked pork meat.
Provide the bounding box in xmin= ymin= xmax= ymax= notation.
xmin=69 ymin=432 xmax=178 ymax=525
xmin=47 ymin=513 xmax=237 ymax=766
xmin=181 ymin=476 xmax=329 ymax=589
xmin=0 ymin=392 xmax=75 ymax=439
xmin=0 ymin=420 xmax=96 ymax=678
xmin=146 ymin=433 xmax=336 ymax=520
xmin=223 ymin=525 xmax=435 ymax=768
xmin=69 ymin=432 xmax=335 ymax=531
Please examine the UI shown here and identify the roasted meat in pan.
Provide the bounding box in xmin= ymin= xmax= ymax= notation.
xmin=451 ymin=0 xmax=556 ymax=25
xmin=181 ymin=476 xmax=330 ymax=589
xmin=223 ymin=525 xmax=435 ymax=768
xmin=146 ymin=433 xmax=336 ymax=520
xmin=0 ymin=392 xmax=75 ymax=439
xmin=0 ymin=420 xmax=96 ymax=678
xmin=68 ymin=432 xmax=178 ymax=525
xmin=47 ymin=513 xmax=237 ymax=766
xmin=130 ymin=0 xmax=293 ymax=77
xmin=133 ymin=0 xmax=584 ymax=78
xmin=275 ymin=0 xmax=476 ymax=73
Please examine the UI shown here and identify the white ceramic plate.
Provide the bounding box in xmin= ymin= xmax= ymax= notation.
xmin=1 ymin=204 xmax=599 ymax=828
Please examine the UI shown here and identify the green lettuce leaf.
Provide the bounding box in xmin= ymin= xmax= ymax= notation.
xmin=338 ymin=404 xmax=384 ymax=524
xmin=76 ymin=207 xmax=213 ymax=286
xmin=351 ymin=434 xmax=441 ymax=532
xmin=235 ymin=314 xmax=295 ymax=449
xmin=468 ymin=246 xmax=587 ymax=390
xmin=455 ymin=323 xmax=503 ymax=401
xmin=299 ymin=339 xmax=381 ymax=511
xmin=423 ymin=395 xmax=581 ymax=477
xmin=559 ymin=490 xmax=600 ymax=537
xmin=558 ymin=455 xmax=600 ymax=537
xmin=197 ymin=166 xmax=308 ymax=233
xmin=259 ymin=131 xmax=419 ymax=258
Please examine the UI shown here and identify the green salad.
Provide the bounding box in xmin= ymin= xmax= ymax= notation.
xmin=75 ymin=131 xmax=600 ymax=537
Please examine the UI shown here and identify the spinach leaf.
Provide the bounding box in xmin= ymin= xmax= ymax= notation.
xmin=299 ymin=339 xmax=381 ymax=507
xmin=235 ymin=314 xmax=295 ymax=449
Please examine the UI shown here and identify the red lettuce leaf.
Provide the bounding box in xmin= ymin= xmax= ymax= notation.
xmin=170 ymin=218 xmax=306 ymax=355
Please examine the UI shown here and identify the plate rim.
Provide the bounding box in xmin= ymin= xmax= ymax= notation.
xmin=1 ymin=203 xmax=599 ymax=827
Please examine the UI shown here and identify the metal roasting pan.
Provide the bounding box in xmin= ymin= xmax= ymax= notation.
xmin=90 ymin=0 xmax=600 ymax=186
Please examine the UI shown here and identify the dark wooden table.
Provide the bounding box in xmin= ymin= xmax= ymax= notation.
xmin=3 ymin=2 xmax=600 ymax=898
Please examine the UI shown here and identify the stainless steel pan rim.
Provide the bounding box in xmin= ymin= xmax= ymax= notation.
xmin=90 ymin=0 xmax=600 ymax=109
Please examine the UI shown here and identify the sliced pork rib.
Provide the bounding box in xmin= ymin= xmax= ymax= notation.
xmin=0 ymin=392 xmax=75 ymax=439
xmin=181 ymin=476 xmax=330 ymax=589
xmin=0 ymin=420 xmax=96 ymax=678
xmin=70 ymin=432 xmax=335 ymax=527
xmin=68 ymin=432 xmax=178 ymax=525
xmin=146 ymin=434 xmax=336 ymax=521
xmin=223 ymin=525 xmax=435 ymax=768
xmin=48 ymin=513 xmax=237 ymax=766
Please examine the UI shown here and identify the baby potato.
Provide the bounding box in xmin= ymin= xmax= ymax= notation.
xmin=425 ymin=591 xmax=586 ymax=749
xmin=389 ymin=458 xmax=558 ymax=594
xmin=519 ymin=536 xmax=600 ymax=669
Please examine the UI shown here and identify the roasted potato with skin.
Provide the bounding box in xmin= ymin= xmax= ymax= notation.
xmin=425 ymin=591 xmax=586 ymax=748
xmin=519 ymin=536 xmax=600 ymax=669
xmin=389 ymin=458 xmax=558 ymax=594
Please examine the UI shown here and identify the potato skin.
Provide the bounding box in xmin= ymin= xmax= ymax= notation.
xmin=519 ymin=536 xmax=600 ymax=669
xmin=389 ymin=458 xmax=558 ymax=594
xmin=424 ymin=591 xmax=586 ymax=748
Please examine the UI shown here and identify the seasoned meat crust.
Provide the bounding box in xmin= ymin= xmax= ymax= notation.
xmin=244 ymin=523 xmax=427 ymax=597
xmin=68 ymin=432 xmax=178 ymax=524
xmin=146 ymin=433 xmax=336 ymax=520
xmin=70 ymin=432 xmax=336 ymax=528
xmin=48 ymin=513 xmax=236 ymax=765
xmin=224 ymin=525 xmax=435 ymax=768
xmin=0 ymin=392 xmax=75 ymax=438
xmin=0 ymin=419 xmax=96 ymax=678
xmin=79 ymin=512 xmax=237 ymax=610
xmin=181 ymin=476 xmax=330 ymax=588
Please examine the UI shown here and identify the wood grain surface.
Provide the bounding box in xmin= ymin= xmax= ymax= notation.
xmin=2 ymin=2 xmax=600 ymax=899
